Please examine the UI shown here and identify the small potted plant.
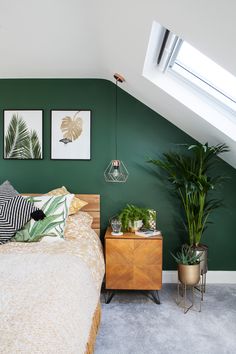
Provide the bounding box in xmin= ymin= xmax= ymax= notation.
xmin=172 ymin=245 xmax=202 ymax=286
xmin=118 ymin=204 xmax=154 ymax=232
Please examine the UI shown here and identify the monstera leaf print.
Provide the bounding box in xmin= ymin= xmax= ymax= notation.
xmin=60 ymin=111 xmax=83 ymax=143
xmin=5 ymin=114 xmax=42 ymax=159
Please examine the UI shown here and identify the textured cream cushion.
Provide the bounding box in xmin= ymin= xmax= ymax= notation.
xmin=46 ymin=186 xmax=87 ymax=215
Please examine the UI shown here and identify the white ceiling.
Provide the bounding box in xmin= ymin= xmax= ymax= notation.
xmin=0 ymin=0 xmax=235 ymax=167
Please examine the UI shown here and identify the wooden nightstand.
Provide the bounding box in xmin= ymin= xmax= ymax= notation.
xmin=105 ymin=227 xmax=163 ymax=304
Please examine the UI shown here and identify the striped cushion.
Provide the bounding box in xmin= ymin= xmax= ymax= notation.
xmin=0 ymin=195 xmax=37 ymax=245
xmin=0 ymin=180 xmax=18 ymax=208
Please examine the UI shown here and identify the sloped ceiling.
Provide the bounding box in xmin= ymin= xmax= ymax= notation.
xmin=0 ymin=0 xmax=235 ymax=167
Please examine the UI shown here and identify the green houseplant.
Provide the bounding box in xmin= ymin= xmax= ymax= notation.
xmin=172 ymin=245 xmax=202 ymax=285
xmin=172 ymin=245 xmax=202 ymax=266
xmin=118 ymin=204 xmax=154 ymax=232
xmin=148 ymin=142 xmax=229 ymax=273
xmin=148 ymin=143 xmax=228 ymax=246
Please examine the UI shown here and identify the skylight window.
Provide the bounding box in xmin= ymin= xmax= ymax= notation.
xmin=143 ymin=22 xmax=236 ymax=145
xmin=157 ymin=29 xmax=236 ymax=113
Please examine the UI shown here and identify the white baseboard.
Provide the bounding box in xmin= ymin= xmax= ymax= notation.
xmin=163 ymin=271 xmax=236 ymax=284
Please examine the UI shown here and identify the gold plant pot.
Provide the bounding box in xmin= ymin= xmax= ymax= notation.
xmin=178 ymin=264 xmax=200 ymax=285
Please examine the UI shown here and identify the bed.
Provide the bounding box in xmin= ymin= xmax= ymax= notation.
xmin=0 ymin=194 xmax=104 ymax=354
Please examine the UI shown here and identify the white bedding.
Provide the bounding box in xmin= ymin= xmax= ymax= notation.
xmin=0 ymin=214 xmax=105 ymax=354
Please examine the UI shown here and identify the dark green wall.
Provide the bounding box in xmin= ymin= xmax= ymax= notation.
xmin=0 ymin=79 xmax=236 ymax=270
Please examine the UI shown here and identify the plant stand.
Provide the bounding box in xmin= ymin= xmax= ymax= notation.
xmin=176 ymin=278 xmax=204 ymax=313
xmin=194 ymin=271 xmax=207 ymax=300
xmin=202 ymin=272 xmax=207 ymax=293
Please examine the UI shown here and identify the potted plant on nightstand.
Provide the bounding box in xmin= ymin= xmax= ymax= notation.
xmin=118 ymin=204 xmax=155 ymax=232
xmin=148 ymin=142 xmax=229 ymax=276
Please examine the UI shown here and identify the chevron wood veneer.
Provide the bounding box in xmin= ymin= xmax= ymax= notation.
xmin=105 ymin=228 xmax=162 ymax=290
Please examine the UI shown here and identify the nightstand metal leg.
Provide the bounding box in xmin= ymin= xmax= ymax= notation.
xmin=150 ymin=290 xmax=161 ymax=304
xmin=104 ymin=290 xmax=115 ymax=304
xmin=144 ymin=290 xmax=161 ymax=304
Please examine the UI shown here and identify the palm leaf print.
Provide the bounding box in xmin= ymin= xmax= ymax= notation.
xmin=5 ymin=114 xmax=42 ymax=159
xmin=24 ymin=130 xmax=42 ymax=159
xmin=5 ymin=114 xmax=30 ymax=158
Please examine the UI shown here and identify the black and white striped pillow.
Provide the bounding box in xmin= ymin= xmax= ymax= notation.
xmin=0 ymin=195 xmax=37 ymax=245
xmin=0 ymin=180 xmax=18 ymax=208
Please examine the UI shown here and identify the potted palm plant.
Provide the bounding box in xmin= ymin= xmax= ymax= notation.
xmin=118 ymin=204 xmax=154 ymax=232
xmin=172 ymin=245 xmax=202 ymax=285
xmin=148 ymin=142 xmax=229 ymax=274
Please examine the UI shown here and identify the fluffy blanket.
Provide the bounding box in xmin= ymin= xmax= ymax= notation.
xmin=0 ymin=218 xmax=104 ymax=354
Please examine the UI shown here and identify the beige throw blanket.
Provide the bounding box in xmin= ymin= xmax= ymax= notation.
xmin=0 ymin=215 xmax=104 ymax=354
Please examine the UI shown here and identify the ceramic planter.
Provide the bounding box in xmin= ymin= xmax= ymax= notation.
xmin=128 ymin=220 xmax=143 ymax=232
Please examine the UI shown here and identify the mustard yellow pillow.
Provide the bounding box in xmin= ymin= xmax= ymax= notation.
xmin=46 ymin=186 xmax=87 ymax=215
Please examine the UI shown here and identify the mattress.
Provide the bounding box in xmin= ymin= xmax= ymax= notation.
xmin=0 ymin=212 xmax=105 ymax=354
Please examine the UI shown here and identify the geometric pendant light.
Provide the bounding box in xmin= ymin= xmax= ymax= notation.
xmin=104 ymin=159 xmax=129 ymax=183
xmin=104 ymin=73 xmax=129 ymax=183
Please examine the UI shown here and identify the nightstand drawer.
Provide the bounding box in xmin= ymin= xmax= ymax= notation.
xmin=105 ymin=238 xmax=162 ymax=290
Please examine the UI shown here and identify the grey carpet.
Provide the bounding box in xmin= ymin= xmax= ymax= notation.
xmin=95 ymin=284 xmax=236 ymax=354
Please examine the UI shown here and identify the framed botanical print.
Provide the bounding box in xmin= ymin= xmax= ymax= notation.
xmin=51 ymin=110 xmax=91 ymax=160
xmin=4 ymin=110 xmax=43 ymax=160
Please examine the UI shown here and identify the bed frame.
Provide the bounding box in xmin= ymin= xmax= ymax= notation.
xmin=77 ymin=194 xmax=100 ymax=236
xmin=22 ymin=194 xmax=101 ymax=236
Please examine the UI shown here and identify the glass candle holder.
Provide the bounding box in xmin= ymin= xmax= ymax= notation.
xmin=110 ymin=217 xmax=123 ymax=235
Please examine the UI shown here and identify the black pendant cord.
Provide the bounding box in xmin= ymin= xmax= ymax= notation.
xmin=115 ymin=79 xmax=118 ymax=160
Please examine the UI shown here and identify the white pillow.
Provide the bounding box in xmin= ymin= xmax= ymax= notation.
xmin=14 ymin=194 xmax=74 ymax=242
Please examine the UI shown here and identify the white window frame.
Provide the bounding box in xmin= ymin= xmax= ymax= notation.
xmin=143 ymin=21 xmax=236 ymax=142
xmin=157 ymin=30 xmax=236 ymax=115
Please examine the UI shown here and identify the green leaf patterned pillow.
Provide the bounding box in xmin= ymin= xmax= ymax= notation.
xmin=14 ymin=194 xmax=74 ymax=242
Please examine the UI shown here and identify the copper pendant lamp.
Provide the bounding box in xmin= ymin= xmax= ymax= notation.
xmin=104 ymin=73 xmax=129 ymax=183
